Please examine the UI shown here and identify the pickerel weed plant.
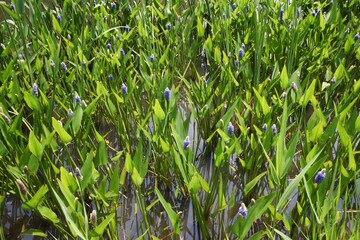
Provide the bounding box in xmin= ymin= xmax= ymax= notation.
xmin=0 ymin=0 xmax=359 ymax=239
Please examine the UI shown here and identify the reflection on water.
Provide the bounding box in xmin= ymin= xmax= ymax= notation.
xmin=2 ymin=195 xmax=56 ymax=240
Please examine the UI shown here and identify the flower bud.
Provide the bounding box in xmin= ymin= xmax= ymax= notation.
xmin=238 ymin=202 xmax=248 ymax=219
xmin=228 ymin=122 xmax=234 ymax=136
xmin=90 ymin=209 xmax=97 ymax=224
xmin=314 ymin=169 xmax=326 ymax=184
xmin=271 ymin=124 xmax=278 ymax=135
xmin=32 ymin=83 xmax=38 ymax=97
xmin=121 ymin=84 xmax=127 ymax=94
xmin=183 ymin=136 xmax=190 ymax=150
xmin=164 ymin=87 xmax=170 ymax=101
xmin=16 ymin=179 xmax=27 ymax=196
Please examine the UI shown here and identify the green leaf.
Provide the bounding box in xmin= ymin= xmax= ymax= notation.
xmin=23 ymin=91 xmax=40 ymax=111
xmin=155 ymin=188 xmax=180 ymax=234
xmin=60 ymin=167 xmax=77 ymax=192
xmin=337 ymin=122 xmax=350 ymax=147
xmin=81 ymin=153 xmax=93 ymax=189
xmin=153 ymin=99 xmax=165 ymax=120
xmin=280 ymin=65 xmax=288 ymax=89
xmin=197 ymin=16 xmax=204 ymax=37
xmin=22 ymin=229 xmax=47 ymax=237
xmin=109 ymin=161 xmax=120 ymax=195
xmin=72 ymin=105 xmax=83 ymax=135
xmin=28 ymin=131 xmax=43 ymax=158
xmin=95 ymin=140 xmax=108 ymax=166
xmin=159 ymin=137 xmax=170 ymax=152
xmin=244 ymin=172 xmax=267 ymax=195
xmin=253 ymin=88 xmax=270 ymax=116
xmin=38 ymin=206 xmax=59 ymax=224
xmin=300 ymin=79 xmax=316 ymax=107
xmin=131 ymin=168 xmax=144 ymax=186
xmin=276 ymin=147 xmax=325 ymax=210
xmin=233 ymin=192 xmax=277 ymax=239
xmin=51 ymin=14 xmax=62 ymax=34
xmin=23 ymin=185 xmax=48 ymax=210
xmin=94 ymin=213 xmax=115 ymax=236
xmin=52 ymin=117 xmax=72 ymax=143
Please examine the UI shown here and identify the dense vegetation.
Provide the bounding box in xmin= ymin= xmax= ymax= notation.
xmin=0 ymin=0 xmax=359 ymax=239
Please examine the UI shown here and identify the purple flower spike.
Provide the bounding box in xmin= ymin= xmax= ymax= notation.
xmin=291 ymin=82 xmax=298 ymax=91
xmin=280 ymin=91 xmax=286 ymax=99
xmin=68 ymin=109 xmax=73 ymax=117
xmin=32 ymin=83 xmax=38 ymax=97
xmin=228 ymin=122 xmax=234 ymax=136
xmin=75 ymin=95 xmax=81 ymax=103
xmin=111 ymin=2 xmax=116 ymax=9
xmin=108 ymin=74 xmax=113 ymax=81
xmin=82 ymin=61 xmax=86 ymax=67
xmin=239 ymin=48 xmax=244 ymax=58
xmin=10 ymin=3 xmax=15 ymax=11
xmin=314 ymin=169 xmax=326 ymax=184
xmin=164 ymin=87 xmax=170 ymax=101
xmin=271 ymin=124 xmax=278 ymax=135
xmin=235 ymin=60 xmax=239 ymax=67
xmin=125 ymin=25 xmax=130 ymax=33
xmin=183 ymin=136 xmax=190 ymax=150
xmin=106 ymin=43 xmax=111 ymax=50
xmin=238 ymin=203 xmax=248 ymax=220
xmin=56 ymin=15 xmax=62 ymax=23
xmin=232 ymin=3 xmax=236 ymax=10
xmin=150 ymin=54 xmax=155 ymax=62
xmin=262 ymin=123 xmax=267 ymax=131
xmin=167 ymin=23 xmax=171 ymax=30
xmin=120 ymin=49 xmax=125 ymax=56
xmin=61 ymin=62 xmax=67 ymax=71
xmin=121 ymin=84 xmax=127 ymax=94
xmin=354 ymin=33 xmax=359 ymax=41
xmin=280 ymin=8 xmax=284 ymax=23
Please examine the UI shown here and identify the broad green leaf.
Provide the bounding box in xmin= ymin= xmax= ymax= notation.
xmin=253 ymin=87 xmax=270 ymax=116
xmin=280 ymin=65 xmax=288 ymax=89
xmin=276 ymin=147 xmax=325 ymax=210
xmin=72 ymin=105 xmax=83 ymax=135
xmin=153 ymin=99 xmax=165 ymax=120
xmin=273 ymin=228 xmax=292 ymax=240
xmin=197 ymin=16 xmax=204 ymax=37
xmin=52 ymin=117 xmax=72 ymax=143
xmin=203 ymin=36 xmax=213 ymax=52
xmin=214 ymin=46 xmax=221 ymax=64
xmin=38 ymin=206 xmax=59 ymax=223
xmin=109 ymin=161 xmax=120 ymax=195
xmin=131 ymin=168 xmax=144 ymax=186
xmin=60 ymin=167 xmax=77 ymax=192
xmin=23 ymin=185 xmax=48 ymax=210
xmin=244 ymin=172 xmax=267 ymax=195
xmin=94 ymin=213 xmax=115 ymax=236
xmin=159 ymin=137 xmax=170 ymax=152
xmin=96 ymin=81 xmax=109 ymax=97
xmin=28 ymin=131 xmax=43 ymax=158
xmin=300 ymin=79 xmax=316 ymax=107
xmin=22 ymin=229 xmax=47 ymax=237
xmin=23 ymin=92 xmax=40 ymax=111
xmin=233 ymin=191 xmax=277 ymax=239
xmin=337 ymin=122 xmax=350 ymax=147
xmin=84 ymin=95 xmax=101 ymax=116
xmin=95 ymin=140 xmax=108 ymax=166
xmin=51 ymin=14 xmax=62 ymax=34
xmin=50 ymin=188 xmax=86 ymax=238
xmin=217 ymin=129 xmax=230 ymax=142
xmin=81 ymin=153 xmax=93 ymax=189
xmin=155 ymin=188 xmax=180 ymax=234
